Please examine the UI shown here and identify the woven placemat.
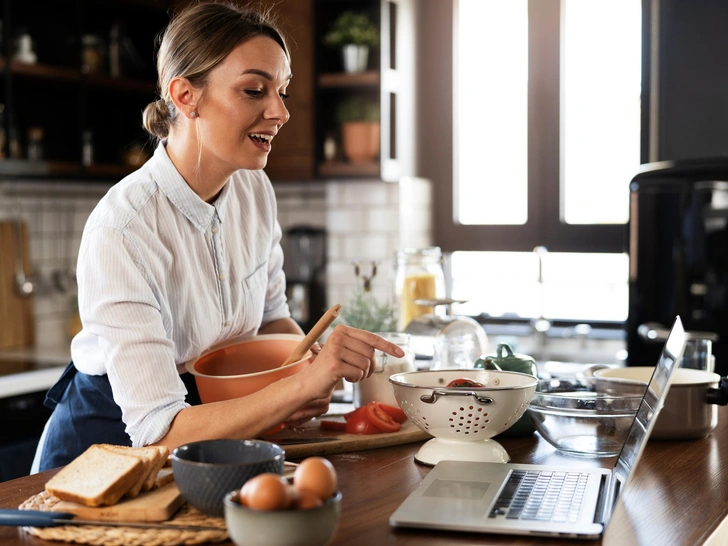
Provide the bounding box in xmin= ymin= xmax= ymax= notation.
xmin=18 ymin=490 xmax=229 ymax=546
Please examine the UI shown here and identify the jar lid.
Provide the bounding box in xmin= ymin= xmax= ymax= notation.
xmin=27 ymin=127 xmax=44 ymax=140
xmin=476 ymin=343 xmax=538 ymax=376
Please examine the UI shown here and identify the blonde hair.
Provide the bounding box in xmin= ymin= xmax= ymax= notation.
xmin=142 ymin=1 xmax=289 ymax=141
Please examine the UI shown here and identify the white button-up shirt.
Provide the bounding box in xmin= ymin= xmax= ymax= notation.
xmin=70 ymin=143 xmax=290 ymax=446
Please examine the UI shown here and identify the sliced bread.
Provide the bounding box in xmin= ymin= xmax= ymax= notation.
xmin=142 ymin=445 xmax=170 ymax=491
xmin=45 ymin=444 xmax=146 ymax=507
xmin=98 ymin=444 xmax=162 ymax=498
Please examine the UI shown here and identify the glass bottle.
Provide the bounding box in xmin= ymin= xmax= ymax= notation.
xmin=393 ymin=247 xmax=446 ymax=331
xmin=353 ymin=332 xmax=415 ymax=408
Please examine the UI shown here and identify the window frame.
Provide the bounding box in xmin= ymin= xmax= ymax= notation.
xmin=419 ymin=0 xmax=651 ymax=255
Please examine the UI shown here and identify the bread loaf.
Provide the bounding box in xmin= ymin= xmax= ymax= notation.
xmin=45 ymin=445 xmax=146 ymax=507
xmin=98 ymin=444 xmax=165 ymax=498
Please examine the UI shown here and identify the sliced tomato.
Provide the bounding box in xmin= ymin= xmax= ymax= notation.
xmin=365 ymin=402 xmax=402 ymax=432
xmin=343 ymin=406 xmax=368 ymax=422
xmin=319 ymin=419 xmax=347 ymax=431
xmin=447 ymin=378 xmax=485 ymax=388
xmin=377 ymin=403 xmax=408 ymax=424
xmin=345 ymin=410 xmax=382 ymax=434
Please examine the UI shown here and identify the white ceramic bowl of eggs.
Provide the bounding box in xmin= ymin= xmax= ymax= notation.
xmin=224 ymin=457 xmax=341 ymax=546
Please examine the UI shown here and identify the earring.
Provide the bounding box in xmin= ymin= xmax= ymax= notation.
xmin=190 ymin=111 xmax=197 ymax=119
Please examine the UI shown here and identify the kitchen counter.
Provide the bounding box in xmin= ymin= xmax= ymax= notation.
xmin=0 ymin=342 xmax=69 ymax=398
xmin=1 ymin=406 xmax=727 ymax=545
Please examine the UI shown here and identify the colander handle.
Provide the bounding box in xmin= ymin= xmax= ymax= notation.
xmin=420 ymin=389 xmax=494 ymax=405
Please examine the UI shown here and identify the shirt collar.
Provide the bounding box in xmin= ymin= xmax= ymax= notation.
xmin=149 ymin=142 xmax=230 ymax=232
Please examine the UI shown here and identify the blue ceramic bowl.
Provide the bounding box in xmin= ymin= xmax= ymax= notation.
xmin=172 ymin=439 xmax=285 ymax=517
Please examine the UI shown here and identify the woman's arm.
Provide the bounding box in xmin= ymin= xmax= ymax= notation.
xmin=258 ymin=317 xmax=304 ymax=336
xmin=152 ymin=325 xmax=404 ymax=451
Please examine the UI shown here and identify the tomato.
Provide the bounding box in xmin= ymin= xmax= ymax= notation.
xmin=447 ymin=378 xmax=485 ymax=388
xmin=365 ymin=402 xmax=402 ymax=432
xmin=319 ymin=419 xmax=346 ymax=431
xmin=343 ymin=406 xmax=368 ymax=422
xmin=377 ymin=403 xmax=408 ymax=424
xmin=344 ymin=410 xmax=382 ymax=434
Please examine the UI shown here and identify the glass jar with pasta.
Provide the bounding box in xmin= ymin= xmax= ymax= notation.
xmin=393 ymin=247 xmax=446 ymax=331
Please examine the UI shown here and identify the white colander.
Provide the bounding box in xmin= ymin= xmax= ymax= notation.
xmin=389 ymin=369 xmax=538 ymax=465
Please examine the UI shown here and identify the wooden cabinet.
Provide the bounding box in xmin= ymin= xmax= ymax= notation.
xmin=263 ymin=0 xmax=316 ymax=182
xmin=0 ymin=0 xmax=169 ymax=180
xmin=313 ymin=0 xmax=416 ymax=182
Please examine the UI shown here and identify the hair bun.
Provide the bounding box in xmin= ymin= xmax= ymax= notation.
xmin=142 ymin=98 xmax=171 ymax=139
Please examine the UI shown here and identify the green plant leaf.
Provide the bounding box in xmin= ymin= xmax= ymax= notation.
xmin=323 ymin=11 xmax=379 ymax=48
xmin=335 ymin=289 xmax=397 ymax=333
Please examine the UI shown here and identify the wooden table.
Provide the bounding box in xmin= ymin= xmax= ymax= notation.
xmin=2 ymin=406 xmax=728 ymax=545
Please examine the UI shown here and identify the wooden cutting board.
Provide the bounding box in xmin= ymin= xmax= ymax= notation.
xmin=265 ymin=419 xmax=430 ymax=459
xmin=49 ymin=482 xmax=184 ymax=522
xmin=0 ymin=220 xmax=35 ymax=349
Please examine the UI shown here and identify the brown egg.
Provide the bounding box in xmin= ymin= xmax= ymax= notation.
xmin=293 ymin=457 xmax=337 ymax=501
xmin=240 ymin=473 xmax=291 ymax=510
xmin=291 ymin=488 xmax=324 ymax=510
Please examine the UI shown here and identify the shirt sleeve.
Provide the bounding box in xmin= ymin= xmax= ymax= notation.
xmin=260 ymin=173 xmax=291 ymax=326
xmin=75 ymin=225 xmax=189 ymax=447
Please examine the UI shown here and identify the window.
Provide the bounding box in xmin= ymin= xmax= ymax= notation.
xmin=421 ymin=0 xmax=642 ymax=323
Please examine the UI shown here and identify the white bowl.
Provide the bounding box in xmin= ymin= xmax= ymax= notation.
xmin=224 ymin=490 xmax=342 ymax=546
xmin=389 ymin=369 xmax=538 ymax=465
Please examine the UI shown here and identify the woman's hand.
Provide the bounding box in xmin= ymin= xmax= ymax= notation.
xmin=300 ymin=325 xmax=405 ymax=401
xmin=281 ymin=396 xmax=331 ymax=429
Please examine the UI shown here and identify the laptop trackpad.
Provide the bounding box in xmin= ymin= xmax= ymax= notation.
xmin=424 ymin=479 xmax=491 ymax=500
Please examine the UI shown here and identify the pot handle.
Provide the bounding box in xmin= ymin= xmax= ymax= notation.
xmin=706 ymin=377 xmax=728 ymax=406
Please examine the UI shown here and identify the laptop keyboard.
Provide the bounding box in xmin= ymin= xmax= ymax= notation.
xmin=488 ymin=470 xmax=590 ymax=523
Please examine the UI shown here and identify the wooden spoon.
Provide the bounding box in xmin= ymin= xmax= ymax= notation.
xmin=280 ymin=303 xmax=341 ymax=367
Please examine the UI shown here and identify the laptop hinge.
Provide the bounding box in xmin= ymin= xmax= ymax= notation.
xmin=593 ymin=473 xmax=617 ymax=525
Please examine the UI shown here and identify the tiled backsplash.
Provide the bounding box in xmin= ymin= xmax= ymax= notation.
xmin=0 ymin=177 xmax=432 ymax=350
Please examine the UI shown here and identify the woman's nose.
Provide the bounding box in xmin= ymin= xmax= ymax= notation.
xmin=266 ymin=96 xmax=290 ymax=125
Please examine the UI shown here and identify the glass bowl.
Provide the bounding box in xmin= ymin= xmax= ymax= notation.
xmin=527 ymin=379 xmax=643 ymax=457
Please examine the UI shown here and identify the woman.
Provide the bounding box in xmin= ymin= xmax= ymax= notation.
xmin=35 ymin=1 xmax=404 ymax=471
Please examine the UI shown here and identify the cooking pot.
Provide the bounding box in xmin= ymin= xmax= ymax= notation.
xmin=593 ymin=367 xmax=728 ymax=440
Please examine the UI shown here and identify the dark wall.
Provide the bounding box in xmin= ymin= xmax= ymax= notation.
xmin=658 ymin=0 xmax=728 ymax=160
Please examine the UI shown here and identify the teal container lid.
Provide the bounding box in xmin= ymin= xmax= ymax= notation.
xmin=475 ymin=343 xmax=538 ymax=437
xmin=475 ymin=343 xmax=538 ymax=378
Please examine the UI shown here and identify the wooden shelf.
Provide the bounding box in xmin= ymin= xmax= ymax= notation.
xmin=0 ymin=59 xmax=155 ymax=94
xmin=318 ymin=160 xmax=380 ymax=178
xmin=318 ymin=71 xmax=379 ymax=88
xmin=0 ymin=160 xmax=139 ymax=179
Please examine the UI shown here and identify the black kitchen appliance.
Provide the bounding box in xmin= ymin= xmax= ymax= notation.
xmin=627 ymin=157 xmax=728 ymax=375
xmin=283 ymin=225 xmax=327 ymax=332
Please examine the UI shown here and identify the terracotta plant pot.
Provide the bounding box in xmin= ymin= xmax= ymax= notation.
xmin=341 ymin=121 xmax=380 ymax=163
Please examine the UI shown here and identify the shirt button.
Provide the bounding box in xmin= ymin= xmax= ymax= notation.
xmin=211 ymin=226 xmax=218 ymax=233
xmin=219 ymin=273 xmax=226 ymax=281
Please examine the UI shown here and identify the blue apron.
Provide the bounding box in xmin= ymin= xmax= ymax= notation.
xmin=39 ymin=362 xmax=201 ymax=471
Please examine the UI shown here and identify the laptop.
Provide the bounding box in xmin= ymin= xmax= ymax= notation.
xmin=389 ymin=316 xmax=687 ymax=539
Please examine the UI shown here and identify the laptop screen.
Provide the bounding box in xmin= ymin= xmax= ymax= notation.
xmin=612 ymin=316 xmax=687 ymax=488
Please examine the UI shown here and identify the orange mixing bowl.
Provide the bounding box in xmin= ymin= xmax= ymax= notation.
xmin=184 ymin=334 xmax=313 ymax=434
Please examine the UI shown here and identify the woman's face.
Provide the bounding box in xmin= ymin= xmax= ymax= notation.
xmin=196 ymin=35 xmax=291 ymax=171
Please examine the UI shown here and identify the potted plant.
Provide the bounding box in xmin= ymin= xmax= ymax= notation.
xmin=336 ymin=97 xmax=380 ymax=164
xmin=323 ymin=11 xmax=379 ymax=73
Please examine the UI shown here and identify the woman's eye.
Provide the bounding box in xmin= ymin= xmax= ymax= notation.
xmin=245 ymin=89 xmax=263 ymax=98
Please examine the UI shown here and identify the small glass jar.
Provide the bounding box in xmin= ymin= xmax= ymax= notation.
xmin=81 ymin=35 xmax=103 ymax=75
xmin=393 ymin=247 xmax=446 ymax=331
xmin=26 ymin=127 xmax=44 ymax=160
xmin=353 ymin=332 xmax=415 ymax=408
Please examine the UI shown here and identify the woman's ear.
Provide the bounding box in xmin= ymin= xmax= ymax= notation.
xmin=169 ymin=77 xmax=200 ymax=119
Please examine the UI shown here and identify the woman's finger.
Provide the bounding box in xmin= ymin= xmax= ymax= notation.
xmin=334 ymin=325 xmax=405 ymax=358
